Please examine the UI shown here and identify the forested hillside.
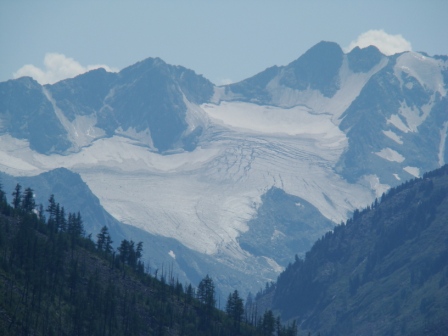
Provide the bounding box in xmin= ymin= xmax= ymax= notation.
xmin=0 ymin=183 xmax=297 ymax=336
xmin=254 ymin=165 xmax=448 ymax=335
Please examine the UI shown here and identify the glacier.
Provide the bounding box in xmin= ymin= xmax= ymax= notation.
xmin=0 ymin=100 xmax=374 ymax=259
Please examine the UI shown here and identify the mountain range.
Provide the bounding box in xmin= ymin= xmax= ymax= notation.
xmin=1 ymin=41 xmax=447 ymax=297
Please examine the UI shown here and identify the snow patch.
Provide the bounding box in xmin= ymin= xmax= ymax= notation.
xmin=393 ymin=174 xmax=401 ymax=181
xmin=438 ymin=121 xmax=448 ymax=166
xmin=398 ymin=98 xmax=435 ymax=133
xmin=403 ymin=166 xmax=420 ymax=177
xmin=183 ymin=94 xmax=210 ymax=133
xmin=360 ymin=174 xmax=390 ymax=198
xmin=116 ymin=127 xmax=154 ymax=149
xmin=0 ymin=135 xmax=40 ymax=175
xmin=394 ymin=52 xmax=447 ymax=97
xmin=210 ymin=86 xmax=230 ymax=103
xmin=168 ymin=250 xmax=176 ymax=259
xmin=383 ymin=130 xmax=403 ymax=144
xmin=263 ymin=257 xmax=284 ymax=273
xmin=375 ymin=148 xmax=405 ymax=163
xmin=387 ymin=114 xmax=411 ymax=133
xmin=42 ymin=87 xmax=105 ymax=150
xmin=384 ymin=94 xmax=435 ymax=135
xmin=271 ymin=229 xmax=286 ymax=241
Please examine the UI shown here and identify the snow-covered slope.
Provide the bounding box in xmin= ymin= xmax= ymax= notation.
xmin=1 ymin=42 xmax=447 ymax=296
xmin=0 ymin=104 xmax=372 ymax=256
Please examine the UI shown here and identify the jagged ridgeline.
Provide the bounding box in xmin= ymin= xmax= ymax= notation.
xmin=0 ymin=183 xmax=298 ymax=336
xmin=251 ymin=165 xmax=448 ymax=335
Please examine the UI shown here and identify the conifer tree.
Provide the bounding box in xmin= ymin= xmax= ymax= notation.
xmin=21 ymin=187 xmax=35 ymax=213
xmin=118 ymin=239 xmax=130 ymax=263
xmin=226 ymin=289 xmax=244 ymax=329
xmin=38 ymin=204 xmax=46 ymax=222
xmin=46 ymin=194 xmax=57 ymax=221
xmin=0 ymin=180 xmax=5 ymax=203
xmin=260 ymin=310 xmax=275 ymax=336
xmin=55 ymin=203 xmax=61 ymax=231
xmin=104 ymin=231 xmax=113 ymax=254
xmin=59 ymin=206 xmax=67 ymax=232
xmin=73 ymin=212 xmax=84 ymax=237
xmin=197 ymin=274 xmax=216 ymax=310
xmin=97 ymin=226 xmax=111 ymax=252
xmin=12 ymin=183 xmax=22 ymax=209
xmin=46 ymin=194 xmax=57 ymax=232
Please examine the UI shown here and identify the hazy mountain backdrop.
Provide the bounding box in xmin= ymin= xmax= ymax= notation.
xmin=1 ymin=41 xmax=447 ymax=298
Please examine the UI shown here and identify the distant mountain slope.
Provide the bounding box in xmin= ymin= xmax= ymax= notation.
xmin=1 ymin=58 xmax=214 ymax=154
xmin=0 ymin=77 xmax=72 ymax=153
xmin=259 ymin=165 xmax=448 ymax=335
xmin=337 ymin=52 xmax=448 ymax=185
xmin=238 ymin=187 xmax=333 ymax=266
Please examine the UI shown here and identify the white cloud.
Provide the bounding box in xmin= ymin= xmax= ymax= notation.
xmin=345 ymin=29 xmax=412 ymax=56
xmin=218 ymin=78 xmax=234 ymax=86
xmin=13 ymin=53 xmax=119 ymax=84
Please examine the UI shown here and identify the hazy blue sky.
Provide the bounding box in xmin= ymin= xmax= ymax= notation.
xmin=1 ymin=1 xmax=447 ymax=85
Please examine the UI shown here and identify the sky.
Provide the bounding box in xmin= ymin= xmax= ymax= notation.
xmin=1 ymin=1 xmax=448 ymax=86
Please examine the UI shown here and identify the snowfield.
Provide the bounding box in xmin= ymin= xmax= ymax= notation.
xmin=0 ymin=100 xmax=375 ymax=260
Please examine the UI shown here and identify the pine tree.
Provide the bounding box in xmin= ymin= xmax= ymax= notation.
xmin=197 ymin=274 xmax=216 ymax=331
xmin=73 ymin=212 xmax=84 ymax=237
xmin=0 ymin=180 xmax=7 ymax=213
xmin=97 ymin=226 xmax=111 ymax=252
xmin=197 ymin=274 xmax=216 ymax=310
xmin=38 ymin=204 xmax=46 ymax=223
xmin=136 ymin=241 xmax=143 ymax=260
xmin=55 ymin=203 xmax=61 ymax=232
xmin=185 ymin=283 xmax=194 ymax=304
xmin=59 ymin=206 xmax=67 ymax=232
xmin=260 ymin=310 xmax=275 ymax=336
xmin=226 ymin=290 xmax=244 ymax=329
xmin=12 ymin=183 xmax=22 ymax=209
xmin=118 ymin=239 xmax=128 ymax=262
xmin=104 ymin=231 xmax=113 ymax=255
xmin=0 ymin=180 xmax=5 ymax=203
xmin=46 ymin=194 xmax=57 ymax=221
xmin=21 ymin=187 xmax=35 ymax=213
xmin=46 ymin=194 xmax=57 ymax=232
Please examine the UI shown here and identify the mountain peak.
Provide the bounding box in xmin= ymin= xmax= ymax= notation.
xmin=120 ymin=56 xmax=169 ymax=73
xmin=279 ymin=41 xmax=343 ymax=97
xmin=8 ymin=76 xmax=41 ymax=89
xmin=309 ymin=40 xmax=343 ymax=53
xmin=347 ymin=45 xmax=384 ymax=73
